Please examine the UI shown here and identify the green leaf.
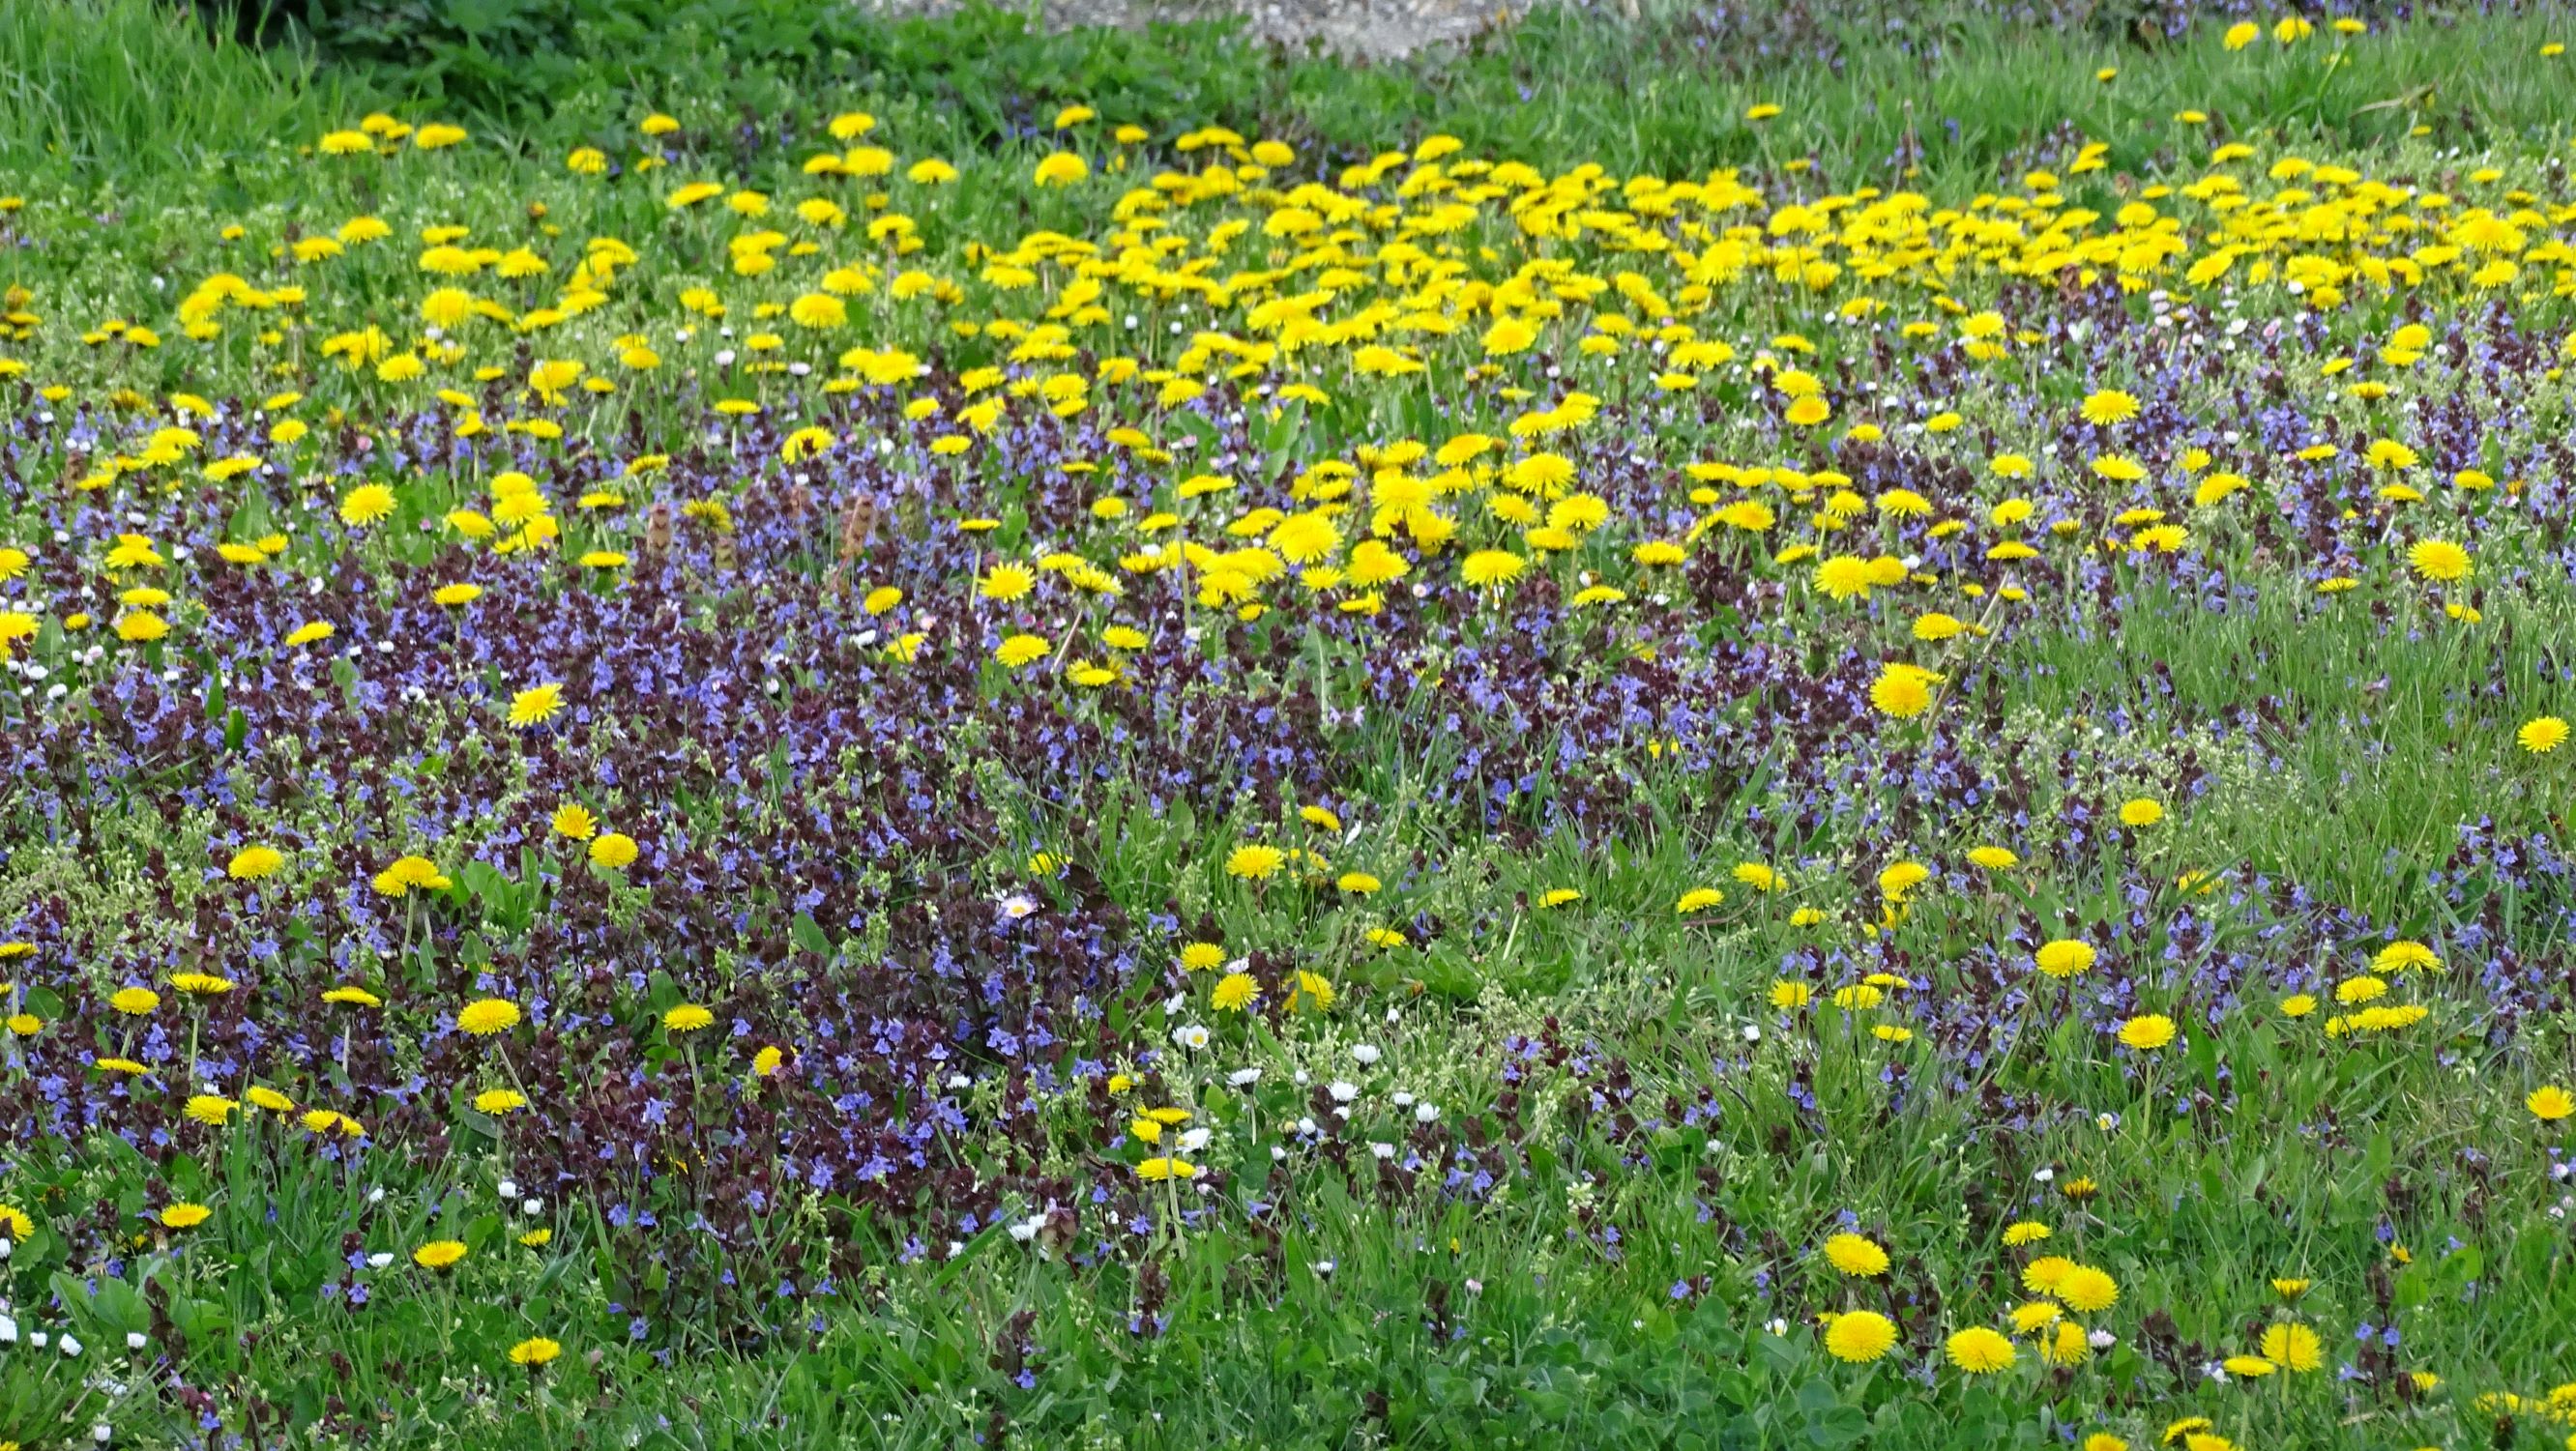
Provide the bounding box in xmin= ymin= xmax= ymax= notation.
xmin=170 ymin=1294 xmax=232 ymax=1347
xmin=1413 ymin=940 xmax=1481 ymax=999
xmin=2436 ymin=1244 xmax=2484 ymax=1288
xmin=1755 ymin=1330 xmax=1805 ymax=1378
xmin=791 ymin=912 xmax=834 ymax=958
xmin=1805 ymin=1405 xmax=1867 ymax=1447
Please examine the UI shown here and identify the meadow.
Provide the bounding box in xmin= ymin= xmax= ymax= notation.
xmin=3 ymin=0 xmax=2576 ymax=1445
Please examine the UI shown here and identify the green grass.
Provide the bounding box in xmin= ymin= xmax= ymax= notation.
xmin=1288 ymin=5 xmax=2576 ymax=185
xmin=13 ymin=0 xmax=2576 ymax=189
xmin=0 ymin=0 xmax=338 ymax=171
xmin=1987 ymin=571 xmax=2576 ymax=931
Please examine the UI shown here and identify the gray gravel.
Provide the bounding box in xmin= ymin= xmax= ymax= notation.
xmin=862 ymin=0 xmax=1537 ymax=59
